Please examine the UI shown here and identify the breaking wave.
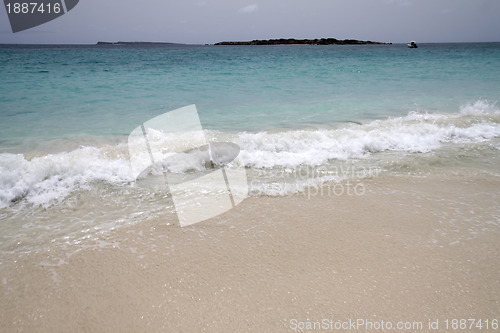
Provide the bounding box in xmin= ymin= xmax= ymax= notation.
xmin=0 ymin=100 xmax=498 ymax=207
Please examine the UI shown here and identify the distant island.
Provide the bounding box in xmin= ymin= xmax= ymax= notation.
xmin=96 ymin=41 xmax=182 ymax=46
xmin=94 ymin=39 xmax=391 ymax=47
xmin=215 ymin=38 xmax=391 ymax=46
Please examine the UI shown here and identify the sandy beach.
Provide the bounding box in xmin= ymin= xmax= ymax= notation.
xmin=2 ymin=0 xmax=500 ymax=331
xmin=1 ymin=174 xmax=499 ymax=332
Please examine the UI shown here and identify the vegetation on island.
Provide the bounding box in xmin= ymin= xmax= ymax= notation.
xmin=215 ymin=38 xmax=391 ymax=45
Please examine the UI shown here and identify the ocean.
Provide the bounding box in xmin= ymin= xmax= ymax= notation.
xmin=0 ymin=42 xmax=500 ymax=254
xmin=2 ymin=42 xmax=500 ymax=332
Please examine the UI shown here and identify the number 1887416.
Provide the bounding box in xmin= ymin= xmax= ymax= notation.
xmin=5 ymin=2 xmax=61 ymax=14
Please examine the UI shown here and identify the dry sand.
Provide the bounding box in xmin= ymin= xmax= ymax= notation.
xmin=1 ymin=175 xmax=499 ymax=332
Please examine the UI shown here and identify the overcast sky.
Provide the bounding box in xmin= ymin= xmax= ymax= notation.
xmin=1 ymin=0 xmax=499 ymax=44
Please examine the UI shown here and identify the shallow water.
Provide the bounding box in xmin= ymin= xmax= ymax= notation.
xmin=1 ymin=43 xmax=500 ymax=254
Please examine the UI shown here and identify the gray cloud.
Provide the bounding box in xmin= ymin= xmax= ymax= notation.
xmin=0 ymin=0 xmax=499 ymax=44
xmin=384 ymin=0 xmax=413 ymax=7
xmin=239 ymin=4 xmax=259 ymax=14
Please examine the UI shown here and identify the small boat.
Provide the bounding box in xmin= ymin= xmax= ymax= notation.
xmin=408 ymin=41 xmax=418 ymax=48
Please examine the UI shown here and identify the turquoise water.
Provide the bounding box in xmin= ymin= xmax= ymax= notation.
xmin=0 ymin=43 xmax=500 ymax=252
xmin=1 ymin=43 xmax=499 ymax=147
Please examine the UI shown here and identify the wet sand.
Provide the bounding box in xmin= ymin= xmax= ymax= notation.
xmin=1 ymin=175 xmax=499 ymax=332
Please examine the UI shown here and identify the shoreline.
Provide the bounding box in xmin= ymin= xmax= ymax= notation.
xmin=1 ymin=174 xmax=499 ymax=331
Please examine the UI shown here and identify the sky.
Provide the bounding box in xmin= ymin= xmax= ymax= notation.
xmin=1 ymin=0 xmax=500 ymax=44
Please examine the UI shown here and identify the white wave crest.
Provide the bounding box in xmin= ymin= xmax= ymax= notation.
xmin=0 ymin=146 xmax=133 ymax=208
xmin=0 ymin=101 xmax=498 ymax=207
xmin=236 ymin=103 xmax=500 ymax=169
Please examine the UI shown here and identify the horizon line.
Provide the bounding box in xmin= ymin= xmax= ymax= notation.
xmin=1 ymin=40 xmax=500 ymax=46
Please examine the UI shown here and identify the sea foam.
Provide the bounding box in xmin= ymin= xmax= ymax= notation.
xmin=0 ymin=146 xmax=133 ymax=209
xmin=236 ymin=100 xmax=499 ymax=169
xmin=0 ymin=101 xmax=498 ymax=208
